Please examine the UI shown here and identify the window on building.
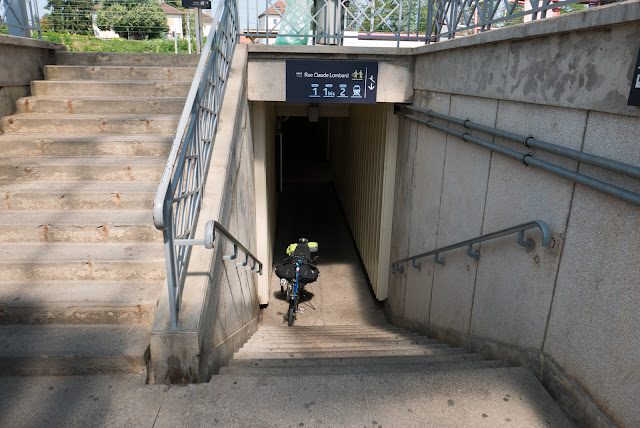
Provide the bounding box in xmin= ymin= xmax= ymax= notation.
xmin=273 ymin=18 xmax=278 ymax=25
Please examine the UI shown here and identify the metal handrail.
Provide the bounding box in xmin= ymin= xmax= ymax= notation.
xmin=391 ymin=220 xmax=551 ymax=273
xmin=397 ymin=107 xmax=640 ymax=207
xmin=174 ymin=220 xmax=263 ymax=274
xmin=153 ymin=0 xmax=254 ymax=329
xmin=406 ymin=106 xmax=640 ymax=180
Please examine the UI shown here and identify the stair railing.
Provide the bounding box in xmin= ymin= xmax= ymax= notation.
xmin=154 ymin=0 xmax=260 ymax=329
xmin=397 ymin=105 xmax=640 ymax=207
xmin=391 ymin=220 xmax=551 ymax=274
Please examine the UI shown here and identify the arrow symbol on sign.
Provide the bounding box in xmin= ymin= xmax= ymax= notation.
xmin=368 ymin=83 xmax=375 ymax=90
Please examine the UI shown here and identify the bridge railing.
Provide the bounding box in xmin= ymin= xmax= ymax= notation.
xmin=154 ymin=0 xmax=261 ymax=329
xmin=242 ymin=0 xmax=593 ymax=47
xmin=0 ymin=0 xmax=41 ymax=39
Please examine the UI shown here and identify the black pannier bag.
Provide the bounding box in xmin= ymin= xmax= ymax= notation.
xmin=275 ymin=259 xmax=319 ymax=284
xmin=275 ymin=242 xmax=319 ymax=284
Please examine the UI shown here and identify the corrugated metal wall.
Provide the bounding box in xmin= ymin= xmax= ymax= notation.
xmin=331 ymin=104 xmax=398 ymax=300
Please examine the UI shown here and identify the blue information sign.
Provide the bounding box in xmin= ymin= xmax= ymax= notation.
xmin=286 ymin=60 xmax=378 ymax=104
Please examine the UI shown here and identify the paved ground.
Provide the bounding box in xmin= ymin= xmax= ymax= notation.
xmin=0 ymin=367 xmax=574 ymax=427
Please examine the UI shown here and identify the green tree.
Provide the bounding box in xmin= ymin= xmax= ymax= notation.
xmin=97 ymin=0 xmax=169 ymax=39
xmin=44 ymin=0 xmax=95 ymax=35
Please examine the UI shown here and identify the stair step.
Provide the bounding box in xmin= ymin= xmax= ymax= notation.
xmin=0 ymin=243 xmax=165 ymax=281
xmin=55 ymin=52 xmax=200 ymax=67
xmin=31 ymin=80 xmax=191 ymax=98
xmin=219 ymin=359 xmax=502 ymax=376
xmin=0 ymin=280 xmax=163 ymax=324
xmin=0 ymin=181 xmax=157 ymax=210
xmin=237 ymin=342 xmax=445 ymax=354
xmin=0 ymin=324 xmax=150 ymax=376
xmin=0 ymin=210 xmax=159 ymax=243
xmin=229 ymin=353 xmax=485 ymax=368
xmin=1 ymin=114 xmax=180 ymax=134
xmin=44 ymin=65 xmax=196 ymax=82
xmin=0 ymin=134 xmax=173 ymax=157
xmin=248 ymin=330 xmax=422 ymax=340
xmin=233 ymin=345 xmax=460 ymax=360
xmin=0 ymin=157 xmax=165 ymax=182
xmin=242 ymin=338 xmax=438 ymax=350
xmin=16 ymin=96 xmax=187 ymax=115
xmin=256 ymin=325 xmax=409 ymax=334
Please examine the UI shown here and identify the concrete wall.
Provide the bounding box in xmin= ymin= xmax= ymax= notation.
xmin=332 ymin=104 xmax=398 ymax=300
xmin=0 ymin=35 xmax=62 ymax=119
xmin=247 ymin=45 xmax=414 ymax=103
xmin=387 ymin=4 xmax=640 ymax=428
xmin=150 ymin=45 xmax=261 ymax=383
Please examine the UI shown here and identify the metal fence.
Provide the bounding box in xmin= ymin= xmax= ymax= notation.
xmin=153 ymin=0 xmax=240 ymax=329
xmin=242 ymin=0 xmax=596 ymax=46
xmin=0 ymin=0 xmax=41 ymax=39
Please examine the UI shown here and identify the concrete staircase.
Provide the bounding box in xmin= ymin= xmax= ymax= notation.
xmin=216 ymin=324 xmax=574 ymax=426
xmin=222 ymin=325 xmax=503 ymax=375
xmin=0 ymin=52 xmax=197 ymax=376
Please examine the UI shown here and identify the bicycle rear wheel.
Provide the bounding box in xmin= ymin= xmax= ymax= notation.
xmin=287 ymin=300 xmax=295 ymax=326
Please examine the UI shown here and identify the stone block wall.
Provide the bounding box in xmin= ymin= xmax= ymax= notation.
xmin=0 ymin=35 xmax=61 ymax=119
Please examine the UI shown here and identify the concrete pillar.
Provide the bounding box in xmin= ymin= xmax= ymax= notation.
xmin=252 ymin=101 xmax=276 ymax=305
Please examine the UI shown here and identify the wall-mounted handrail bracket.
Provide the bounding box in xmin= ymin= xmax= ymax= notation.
xmin=237 ymin=253 xmax=249 ymax=268
xmin=412 ymin=259 xmax=422 ymax=271
xmin=223 ymin=245 xmax=238 ymax=261
xmin=517 ymin=230 xmax=534 ymax=248
xmin=467 ymin=244 xmax=480 ymax=259
xmin=392 ymin=220 xmax=552 ymax=274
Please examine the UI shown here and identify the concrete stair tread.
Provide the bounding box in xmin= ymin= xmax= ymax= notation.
xmin=2 ymin=115 xmax=181 ymax=134
xmin=257 ymin=325 xmax=409 ymax=332
xmin=55 ymin=52 xmax=200 ymax=67
xmin=242 ymin=342 xmax=438 ymax=351
xmin=4 ymin=113 xmax=181 ymax=120
xmin=0 ymin=280 xmax=163 ymax=307
xmin=0 ymin=324 xmax=150 ymax=375
xmin=46 ymin=65 xmax=197 ymax=71
xmin=229 ymin=353 xmax=485 ymax=367
xmin=232 ymin=347 xmax=460 ymax=360
xmin=30 ymin=81 xmax=191 ymax=98
xmin=0 ymin=134 xmax=174 ymax=143
xmin=32 ymin=79 xmax=191 ymax=85
xmin=44 ymin=65 xmax=196 ymax=82
xmin=0 ymin=324 xmax=150 ymax=357
xmin=0 ymin=156 xmax=167 ymax=166
xmin=237 ymin=342 xmax=449 ymax=354
xmin=219 ymin=360 xmax=503 ymax=375
xmin=19 ymin=96 xmax=187 ymax=102
xmin=0 ymin=210 xmax=153 ymax=225
xmin=0 ymin=181 xmax=159 ymax=192
xmin=15 ymin=97 xmax=187 ymax=115
xmin=0 ymin=242 xmax=164 ymax=262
